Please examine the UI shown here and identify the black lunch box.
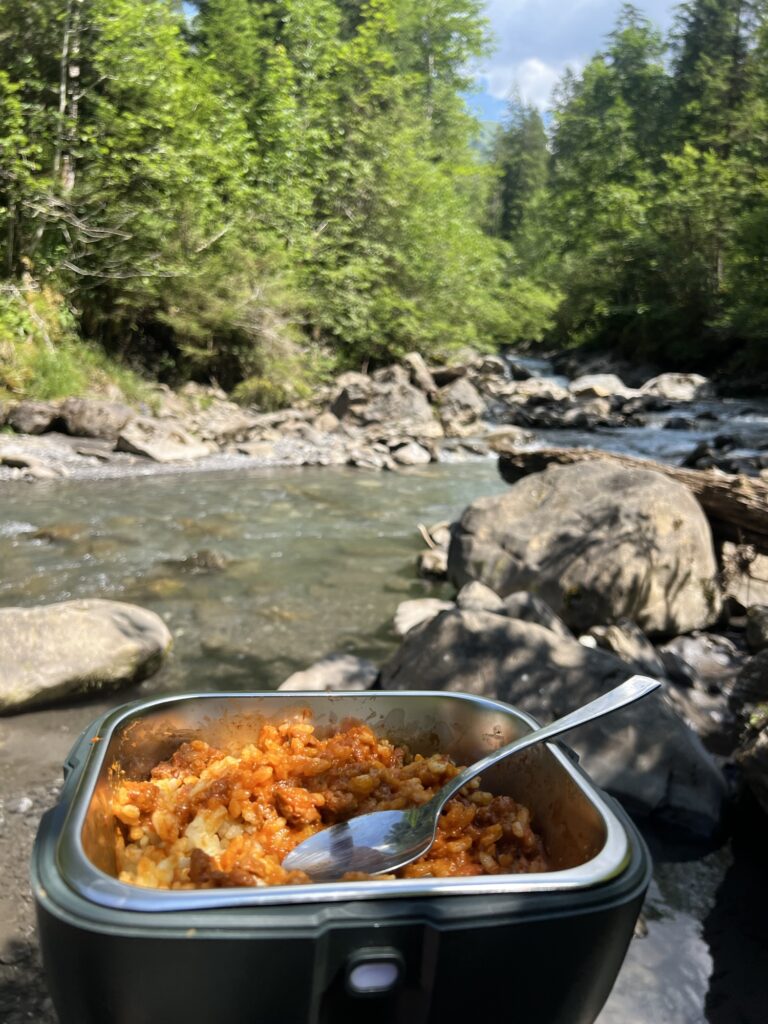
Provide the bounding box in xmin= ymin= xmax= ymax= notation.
xmin=32 ymin=691 xmax=651 ymax=1024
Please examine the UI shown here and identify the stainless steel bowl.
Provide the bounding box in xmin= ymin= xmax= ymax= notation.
xmin=57 ymin=690 xmax=630 ymax=910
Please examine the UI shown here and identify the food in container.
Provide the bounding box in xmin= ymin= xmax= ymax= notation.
xmin=32 ymin=690 xmax=652 ymax=1024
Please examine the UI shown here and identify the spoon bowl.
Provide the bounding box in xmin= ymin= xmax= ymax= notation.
xmin=282 ymin=675 xmax=661 ymax=881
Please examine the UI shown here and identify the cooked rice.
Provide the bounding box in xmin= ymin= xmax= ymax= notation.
xmin=112 ymin=712 xmax=548 ymax=888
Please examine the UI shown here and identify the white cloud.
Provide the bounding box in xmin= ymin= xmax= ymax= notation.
xmin=479 ymin=57 xmax=572 ymax=109
xmin=478 ymin=0 xmax=678 ymax=113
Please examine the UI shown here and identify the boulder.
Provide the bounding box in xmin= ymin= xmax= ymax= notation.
xmin=721 ymin=544 xmax=768 ymax=608
xmin=59 ymin=397 xmax=133 ymax=441
xmin=588 ymin=620 xmax=668 ymax=678
xmin=313 ymin=410 xmax=340 ymax=433
xmin=487 ymin=426 xmax=533 ymax=452
xmin=278 ymin=654 xmax=378 ymax=691
xmin=746 ymin=606 xmax=768 ymax=653
xmin=448 ymin=460 xmax=721 ymax=637
xmin=429 ymin=363 xmax=469 ymax=387
xmin=569 ymin=374 xmax=638 ymax=400
xmin=116 ymin=416 xmax=214 ymax=462
xmin=390 ymin=441 xmax=432 ymax=466
xmin=502 ymin=591 xmax=573 ymax=638
xmin=417 ymin=547 xmax=448 ymax=580
xmin=379 ymin=608 xmax=727 ymax=836
xmin=640 ymin=373 xmax=713 ymax=403
xmin=402 ymin=353 xmax=438 ymax=397
xmin=730 ymin=649 xmax=768 ymax=705
xmin=393 ymin=598 xmax=454 ymax=636
xmin=0 ymin=599 xmax=172 ymax=714
xmin=456 ymin=581 xmax=506 ymax=614
xmin=437 ymin=378 xmax=486 ymax=434
xmin=334 ymin=377 xmax=435 ymax=434
xmin=659 ymin=633 xmax=747 ymax=694
xmin=7 ymin=400 xmax=60 ymax=435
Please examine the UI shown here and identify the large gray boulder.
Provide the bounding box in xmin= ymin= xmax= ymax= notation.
xmin=449 ymin=460 xmax=721 ymax=637
xmin=116 ymin=416 xmax=214 ymax=462
xmin=436 ymin=378 xmax=486 ymax=432
xmin=380 ymin=608 xmax=727 ymax=837
xmin=0 ymin=600 xmax=172 ymax=714
xmin=7 ymin=400 xmax=60 ymax=435
xmin=59 ymin=397 xmax=133 ymax=441
xmin=331 ymin=375 xmax=435 ymax=435
xmin=639 ymin=373 xmax=712 ymax=402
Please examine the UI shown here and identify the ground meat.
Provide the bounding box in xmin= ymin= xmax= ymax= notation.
xmin=112 ymin=713 xmax=549 ymax=889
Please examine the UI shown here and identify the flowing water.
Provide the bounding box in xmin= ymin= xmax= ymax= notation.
xmin=0 ymin=463 xmax=508 ymax=692
xmin=2 ymin=357 xmax=767 ymax=1024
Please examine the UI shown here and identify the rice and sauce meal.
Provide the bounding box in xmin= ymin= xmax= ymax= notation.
xmin=112 ymin=711 xmax=549 ymax=888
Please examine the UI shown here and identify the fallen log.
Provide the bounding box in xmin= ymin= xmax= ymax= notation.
xmin=494 ymin=444 xmax=768 ymax=554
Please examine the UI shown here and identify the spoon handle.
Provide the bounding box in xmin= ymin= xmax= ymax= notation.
xmin=431 ymin=675 xmax=662 ymax=811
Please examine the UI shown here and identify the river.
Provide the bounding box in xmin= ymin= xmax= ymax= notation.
xmin=1 ymin=356 xmax=767 ymax=1023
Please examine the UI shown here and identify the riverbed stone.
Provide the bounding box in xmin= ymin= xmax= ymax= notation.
xmin=380 ymin=608 xmax=727 ymax=836
xmin=640 ymin=372 xmax=713 ymax=403
xmin=0 ymin=599 xmax=172 ymax=714
xmin=746 ymin=606 xmax=768 ymax=653
xmin=659 ymin=633 xmax=747 ymax=694
xmin=456 ymin=581 xmax=506 ymax=613
xmin=569 ymin=373 xmax=638 ymax=400
xmin=390 ymin=441 xmax=432 ymax=466
xmin=277 ymin=654 xmax=378 ymax=691
xmin=7 ymin=400 xmax=60 ymax=435
xmin=116 ymin=416 xmax=214 ymax=462
xmin=393 ymin=598 xmax=455 ymax=636
xmin=58 ymin=397 xmax=133 ymax=441
xmin=402 ymin=352 xmax=437 ymax=397
xmin=588 ymin=620 xmax=668 ymax=678
xmin=448 ymin=460 xmax=721 ymax=637
xmin=502 ymin=591 xmax=573 ymax=638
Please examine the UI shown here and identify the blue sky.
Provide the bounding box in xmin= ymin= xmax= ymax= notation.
xmin=470 ymin=0 xmax=679 ymax=121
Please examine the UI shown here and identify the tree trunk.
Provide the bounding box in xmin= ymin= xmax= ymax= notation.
xmin=494 ymin=444 xmax=768 ymax=554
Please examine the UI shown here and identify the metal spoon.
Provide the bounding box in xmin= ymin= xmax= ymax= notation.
xmin=282 ymin=675 xmax=661 ymax=881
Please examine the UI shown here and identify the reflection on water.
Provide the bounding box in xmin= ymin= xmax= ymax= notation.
xmin=0 ymin=463 xmax=507 ymax=692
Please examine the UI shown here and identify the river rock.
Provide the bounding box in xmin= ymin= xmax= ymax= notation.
xmin=487 ymin=426 xmax=533 ymax=451
xmin=0 ymin=600 xmax=172 ymax=714
xmin=448 ymin=460 xmax=721 ymax=637
xmin=379 ymin=608 xmax=727 ymax=836
xmin=456 ymin=581 xmax=506 ymax=614
xmin=417 ymin=547 xmax=448 ymax=580
xmin=334 ymin=377 xmax=435 ymax=435
xmin=116 ymin=416 xmax=214 ymax=462
xmin=588 ymin=620 xmax=668 ymax=679
xmin=59 ymin=397 xmax=133 ymax=441
xmin=313 ymin=410 xmax=340 ymax=433
xmin=730 ymin=649 xmax=768 ymax=705
xmin=746 ymin=606 xmax=768 ymax=653
xmin=402 ymin=352 xmax=437 ymax=397
xmin=640 ymin=373 xmax=713 ymax=403
xmin=503 ymin=591 xmax=573 ymax=638
xmin=390 ymin=441 xmax=432 ymax=466
xmin=7 ymin=400 xmax=60 ymax=435
xmin=569 ymin=374 xmax=638 ymax=400
xmin=721 ymin=544 xmax=768 ymax=607
xmin=278 ymin=654 xmax=378 ymax=691
xmin=429 ymin=362 xmax=468 ymax=387
xmin=659 ymin=633 xmax=747 ymax=694
xmin=436 ymin=378 xmax=486 ymax=433
xmin=393 ymin=598 xmax=455 ymax=636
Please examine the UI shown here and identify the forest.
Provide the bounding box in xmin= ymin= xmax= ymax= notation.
xmin=0 ymin=0 xmax=766 ymax=405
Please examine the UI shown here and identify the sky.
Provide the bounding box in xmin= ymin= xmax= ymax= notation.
xmin=470 ymin=0 xmax=679 ymax=121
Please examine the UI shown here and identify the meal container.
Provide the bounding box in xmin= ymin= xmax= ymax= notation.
xmin=32 ymin=690 xmax=651 ymax=1024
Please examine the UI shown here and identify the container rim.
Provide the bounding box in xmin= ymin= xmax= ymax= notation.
xmin=55 ymin=690 xmax=631 ymax=911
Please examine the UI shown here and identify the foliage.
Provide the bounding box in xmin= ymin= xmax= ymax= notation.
xmin=0 ymin=0 xmax=767 ymax=394
xmin=0 ymin=281 xmax=148 ymax=399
